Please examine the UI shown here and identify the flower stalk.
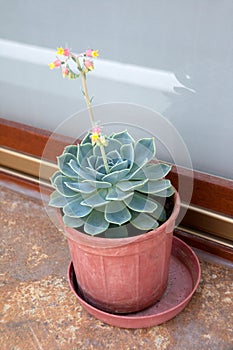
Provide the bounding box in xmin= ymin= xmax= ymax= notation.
xmin=80 ymin=71 xmax=95 ymax=128
xmin=80 ymin=73 xmax=110 ymax=174
xmin=49 ymin=47 xmax=110 ymax=174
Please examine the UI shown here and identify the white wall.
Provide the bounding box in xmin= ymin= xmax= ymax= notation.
xmin=0 ymin=0 xmax=232 ymax=179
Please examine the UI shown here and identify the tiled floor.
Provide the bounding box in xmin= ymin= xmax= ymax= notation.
xmin=0 ymin=182 xmax=232 ymax=350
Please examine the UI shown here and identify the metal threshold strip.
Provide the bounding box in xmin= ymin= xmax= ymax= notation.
xmin=1 ymin=147 xmax=232 ymax=248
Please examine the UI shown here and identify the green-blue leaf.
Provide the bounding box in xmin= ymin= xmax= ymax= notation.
xmin=133 ymin=138 xmax=155 ymax=168
xmin=83 ymin=180 xmax=111 ymax=189
xmin=57 ymin=153 xmax=79 ymax=178
xmin=137 ymin=179 xmax=172 ymax=194
xmin=120 ymin=143 xmax=134 ymax=166
xmin=63 ymin=145 xmax=78 ymax=157
xmin=149 ymin=200 xmax=167 ymax=221
xmin=105 ymin=225 xmax=128 ymax=238
xmin=81 ymin=132 xmax=92 ymax=145
xmin=63 ymin=215 xmax=84 ymax=228
xmin=154 ymin=186 xmax=175 ymax=197
xmin=53 ymin=175 xmax=80 ymax=197
xmin=84 ymin=210 xmax=109 ymax=235
xmin=131 ymin=212 xmax=159 ymax=230
xmin=116 ymin=179 xmax=148 ymax=191
xmin=106 ymin=187 xmax=133 ymax=201
xmin=111 ymin=130 xmax=134 ymax=144
xmin=65 ymin=181 xmax=96 ymax=194
xmin=49 ymin=190 xmax=73 ymax=207
xmin=69 ymin=159 xmax=96 ymax=180
xmin=63 ymin=197 xmax=92 ymax=217
xmin=93 ymin=139 xmax=122 ymax=157
xmin=81 ymin=189 xmax=109 ymax=208
xmin=87 ymin=155 xmax=98 ymax=169
xmin=124 ymin=192 xmax=158 ymax=213
xmin=105 ymin=201 xmax=131 ymax=225
xmin=106 ymin=150 xmax=122 ymax=161
xmin=144 ymin=163 xmax=171 ymax=180
xmin=77 ymin=143 xmax=93 ymax=168
xmin=126 ymin=167 xmax=146 ymax=180
xmin=109 ymin=160 xmax=129 ymax=173
xmin=50 ymin=171 xmax=62 ymax=185
xmin=103 ymin=168 xmax=130 ymax=184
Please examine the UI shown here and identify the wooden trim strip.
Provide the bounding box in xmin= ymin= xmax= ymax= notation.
xmin=167 ymin=168 xmax=233 ymax=217
xmin=1 ymin=117 xmax=232 ymax=216
xmin=174 ymin=229 xmax=233 ymax=262
xmin=0 ymin=117 xmax=74 ymax=162
xmin=1 ymin=170 xmax=232 ymax=261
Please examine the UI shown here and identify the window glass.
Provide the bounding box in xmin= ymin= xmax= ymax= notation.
xmin=0 ymin=0 xmax=232 ymax=179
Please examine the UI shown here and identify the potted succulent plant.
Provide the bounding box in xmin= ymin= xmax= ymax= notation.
xmin=48 ymin=47 xmax=180 ymax=314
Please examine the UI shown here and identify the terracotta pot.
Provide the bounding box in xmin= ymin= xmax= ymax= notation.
xmin=61 ymin=191 xmax=180 ymax=314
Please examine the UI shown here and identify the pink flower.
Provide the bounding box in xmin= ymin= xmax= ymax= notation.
xmin=54 ymin=59 xmax=62 ymax=67
xmin=85 ymin=49 xmax=99 ymax=58
xmin=84 ymin=60 xmax=94 ymax=71
xmin=63 ymin=48 xmax=70 ymax=56
xmin=62 ymin=67 xmax=69 ymax=78
xmin=57 ymin=47 xmax=70 ymax=56
xmin=92 ymin=126 xmax=101 ymax=134
xmin=48 ymin=59 xmax=61 ymax=69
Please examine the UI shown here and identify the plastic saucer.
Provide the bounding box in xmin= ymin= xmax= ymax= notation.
xmin=68 ymin=236 xmax=201 ymax=328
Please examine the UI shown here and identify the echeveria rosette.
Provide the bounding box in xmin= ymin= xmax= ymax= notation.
xmin=49 ymin=130 xmax=174 ymax=237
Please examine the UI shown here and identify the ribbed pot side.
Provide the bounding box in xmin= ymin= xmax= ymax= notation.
xmin=63 ymin=191 xmax=180 ymax=314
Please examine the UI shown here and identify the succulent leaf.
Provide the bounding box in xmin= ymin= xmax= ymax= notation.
xmin=58 ymin=154 xmax=79 ymax=178
xmin=95 ymin=156 xmax=106 ymax=169
xmin=63 ymin=197 xmax=92 ymax=217
xmin=133 ymin=138 xmax=155 ymax=168
xmin=65 ymin=181 xmax=96 ymax=193
xmin=49 ymin=190 xmax=73 ymax=207
xmin=81 ymin=189 xmax=109 ymax=207
xmin=106 ymin=187 xmax=133 ymax=201
xmin=77 ymin=143 xmax=93 ymax=167
xmin=50 ymin=170 xmax=62 ymax=184
xmin=87 ymin=155 xmax=98 ymax=168
xmin=116 ymin=179 xmax=148 ymax=192
xmin=126 ymin=167 xmax=146 ymax=180
xmin=93 ymin=139 xmax=122 ymax=157
xmin=124 ymin=192 xmax=158 ymax=213
xmin=102 ymin=168 xmax=130 ymax=184
xmin=83 ymin=180 xmax=112 ymax=189
xmin=105 ymin=225 xmax=128 ymax=238
xmin=144 ymin=163 xmax=171 ymax=180
xmin=69 ymin=159 xmax=96 ymax=180
xmin=63 ymin=215 xmax=85 ymax=228
xmin=137 ymin=179 xmax=172 ymax=194
xmin=105 ymin=201 xmax=131 ymax=225
xmin=129 ymin=157 xmax=149 ymax=175
xmin=120 ymin=143 xmax=134 ymax=166
xmin=84 ymin=210 xmax=109 ymax=235
xmin=63 ymin=144 xmax=78 ymax=156
xmin=106 ymin=150 xmax=122 ymax=161
xmin=111 ymin=130 xmax=134 ymax=144
xmin=149 ymin=200 xmax=167 ymax=221
xmin=53 ymin=175 xmax=80 ymax=197
xmin=154 ymin=186 xmax=175 ymax=197
xmin=81 ymin=133 xmax=92 ymax=145
xmin=109 ymin=159 xmax=129 ymax=173
xmin=131 ymin=212 xmax=159 ymax=230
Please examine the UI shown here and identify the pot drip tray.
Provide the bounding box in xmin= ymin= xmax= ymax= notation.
xmin=68 ymin=237 xmax=201 ymax=328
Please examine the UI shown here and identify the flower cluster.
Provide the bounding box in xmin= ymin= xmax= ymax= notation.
xmin=90 ymin=126 xmax=108 ymax=147
xmin=48 ymin=47 xmax=99 ymax=78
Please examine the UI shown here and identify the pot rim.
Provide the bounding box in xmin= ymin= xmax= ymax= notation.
xmin=59 ymin=188 xmax=180 ymax=249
